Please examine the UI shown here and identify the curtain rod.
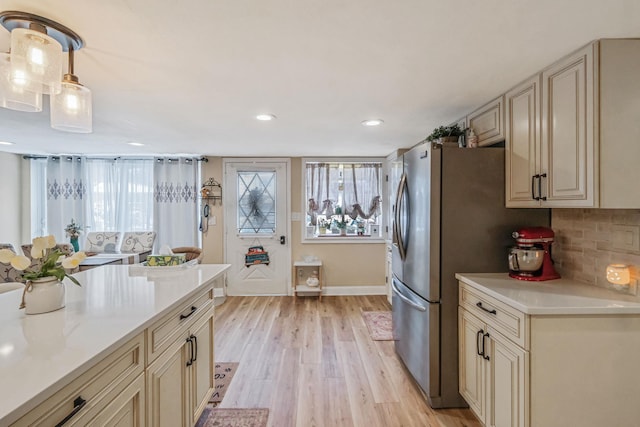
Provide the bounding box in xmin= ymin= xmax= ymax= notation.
xmin=22 ymin=155 xmax=209 ymax=162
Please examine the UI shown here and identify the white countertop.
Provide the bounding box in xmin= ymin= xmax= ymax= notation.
xmin=0 ymin=263 xmax=230 ymax=425
xmin=455 ymin=273 xmax=640 ymax=315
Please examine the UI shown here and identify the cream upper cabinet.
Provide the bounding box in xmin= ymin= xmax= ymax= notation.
xmin=505 ymin=76 xmax=541 ymax=207
xmin=467 ymin=96 xmax=505 ymax=147
xmin=506 ymin=43 xmax=595 ymax=207
xmin=541 ymin=43 xmax=596 ymax=206
xmin=506 ymin=39 xmax=640 ymax=208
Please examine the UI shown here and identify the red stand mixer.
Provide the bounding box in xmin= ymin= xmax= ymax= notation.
xmin=508 ymin=226 xmax=561 ymax=281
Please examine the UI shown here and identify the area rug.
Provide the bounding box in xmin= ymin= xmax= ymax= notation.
xmin=209 ymin=362 xmax=240 ymax=406
xmin=362 ymin=311 xmax=393 ymax=341
xmin=196 ymin=408 xmax=269 ymax=427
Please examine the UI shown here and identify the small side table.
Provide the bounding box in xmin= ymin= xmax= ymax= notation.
xmin=292 ymin=260 xmax=323 ymax=300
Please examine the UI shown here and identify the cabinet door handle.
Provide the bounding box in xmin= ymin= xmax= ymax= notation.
xmin=532 ymin=174 xmax=540 ymax=200
xmin=186 ymin=337 xmax=194 ymax=367
xmin=191 ymin=334 xmax=198 ymax=362
xmin=55 ymin=396 xmax=87 ymax=427
xmin=476 ymin=329 xmax=484 ymax=356
xmin=539 ymin=173 xmax=547 ymax=201
xmin=482 ymin=332 xmax=491 ymax=361
xmin=180 ymin=306 xmax=197 ymax=320
xmin=476 ymin=302 xmax=497 ymax=315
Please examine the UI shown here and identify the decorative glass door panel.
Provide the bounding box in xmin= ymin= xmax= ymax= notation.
xmin=224 ymin=161 xmax=289 ymax=296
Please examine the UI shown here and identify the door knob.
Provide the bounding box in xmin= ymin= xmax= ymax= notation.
xmin=280 ymin=235 xmax=286 ymax=245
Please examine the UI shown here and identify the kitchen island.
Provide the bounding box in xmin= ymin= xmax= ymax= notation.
xmin=0 ymin=263 xmax=230 ymax=426
xmin=456 ymin=273 xmax=640 ymax=427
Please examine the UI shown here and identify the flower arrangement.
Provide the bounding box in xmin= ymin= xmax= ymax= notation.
xmin=318 ymin=217 xmax=332 ymax=229
xmin=0 ymin=235 xmax=86 ymax=287
xmin=333 ymin=215 xmax=350 ymax=229
xmin=65 ymin=219 xmax=83 ymax=238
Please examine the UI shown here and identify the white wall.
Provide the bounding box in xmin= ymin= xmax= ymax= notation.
xmin=0 ymin=152 xmax=26 ymax=250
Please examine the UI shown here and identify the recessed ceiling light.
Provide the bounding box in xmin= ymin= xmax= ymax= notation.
xmin=362 ymin=119 xmax=384 ymax=126
xmin=256 ymin=114 xmax=276 ymax=121
xmin=127 ymin=142 xmax=144 ymax=147
xmin=0 ymin=141 xmax=15 ymax=145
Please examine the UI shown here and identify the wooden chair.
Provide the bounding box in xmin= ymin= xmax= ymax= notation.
xmin=171 ymin=247 xmax=203 ymax=264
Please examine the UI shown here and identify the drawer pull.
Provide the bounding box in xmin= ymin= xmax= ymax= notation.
xmin=55 ymin=396 xmax=87 ymax=427
xmin=180 ymin=306 xmax=197 ymax=320
xmin=476 ymin=302 xmax=497 ymax=315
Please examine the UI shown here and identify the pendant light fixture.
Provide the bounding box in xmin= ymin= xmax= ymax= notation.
xmin=0 ymin=52 xmax=42 ymax=111
xmin=50 ymin=47 xmax=92 ymax=133
xmin=0 ymin=11 xmax=92 ymax=133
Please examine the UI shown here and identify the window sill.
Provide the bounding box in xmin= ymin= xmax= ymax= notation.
xmin=302 ymin=234 xmax=386 ymax=244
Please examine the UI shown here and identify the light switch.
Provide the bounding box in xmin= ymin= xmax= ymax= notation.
xmin=291 ymin=212 xmax=301 ymax=221
xmin=208 ymin=215 xmax=217 ymax=226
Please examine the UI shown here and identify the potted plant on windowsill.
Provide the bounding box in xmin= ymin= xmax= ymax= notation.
xmin=426 ymin=124 xmax=465 ymax=146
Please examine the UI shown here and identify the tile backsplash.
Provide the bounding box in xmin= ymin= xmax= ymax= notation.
xmin=552 ymin=209 xmax=640 ymax=297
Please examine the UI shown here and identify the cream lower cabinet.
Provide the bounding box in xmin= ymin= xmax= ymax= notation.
xmin=459 ymin=308 xmax=527 ymax=427
xmin=147 ymin=308 xmax=215 ymax=427
xmin=11 ymin=333 xmax=146 ymax=427
xmin=459 ymin=279 xmax=640 ymax=427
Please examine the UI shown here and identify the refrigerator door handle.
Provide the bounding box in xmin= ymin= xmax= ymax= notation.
xmin=394 ymin=173 xmax=408 ymax=261
xmin=391 ymin=278 xmax=427 ymax=312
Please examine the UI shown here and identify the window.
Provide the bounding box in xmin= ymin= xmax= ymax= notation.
xmin=304 ymin=159 xmax=383 ymax=241
xmin=29 ymin=157 xmax=201 ymax=249
xmin=237 ymin=171 xmax=277 ymax=233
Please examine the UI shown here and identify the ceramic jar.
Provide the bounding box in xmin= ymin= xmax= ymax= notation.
xmin=23 ymin=276 xmax=65 ymax=315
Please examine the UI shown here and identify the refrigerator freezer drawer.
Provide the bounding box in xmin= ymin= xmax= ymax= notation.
xmin=391 ymin=277 xmax=440 ymax=403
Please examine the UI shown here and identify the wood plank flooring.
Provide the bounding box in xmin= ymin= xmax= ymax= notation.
xmin=209 ymin=295 xmax=481 ymax=427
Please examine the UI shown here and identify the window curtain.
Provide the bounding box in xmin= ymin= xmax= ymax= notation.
xmin=306 ymin=163 xmax=340 ymax=225
xmin=84 ymin=159 xmax=154 ymax=234
xmin=153 ymin=158 xmax=200 ymax=249
xmin=343 ymin=163 xmax=382 ymax=220
xmin=30 ymin=158 xmax=47 ymax=238
xmin=306 ymin=162 xmax=381 ymax=224
xmin=45 ymin=156 xmax=86 ymax=243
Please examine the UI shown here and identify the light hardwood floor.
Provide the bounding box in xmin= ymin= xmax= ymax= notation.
xmin=208 ymin=295 xmax=481 ymax=427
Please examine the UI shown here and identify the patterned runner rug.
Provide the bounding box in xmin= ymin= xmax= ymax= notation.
xmin=196 ymin=408 xmax=269 ymax=427
xmin=209 ymin=362 xmax=240 ymax=406
xmin=362 ymin=311 xmax=393 ymax=341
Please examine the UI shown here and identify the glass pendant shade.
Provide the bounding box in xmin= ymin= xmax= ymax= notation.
xmin=10 ymin=28 xmax=63 ymax=95
xmin=0 ymin=52 xmax=43 ymax=112
xmin=50 ymin=79 xmax=92 ymax=133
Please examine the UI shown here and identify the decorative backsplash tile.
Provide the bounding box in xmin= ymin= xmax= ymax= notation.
xmin=552 ymin=209 xmax=640 ymax=297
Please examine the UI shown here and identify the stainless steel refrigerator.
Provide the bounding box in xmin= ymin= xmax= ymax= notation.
xmin=391 ymin=142 xmax=549 ymax=408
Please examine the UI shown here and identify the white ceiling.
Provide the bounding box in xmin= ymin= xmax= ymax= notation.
xmin=0 ymin=0 xmax=639 ymax=157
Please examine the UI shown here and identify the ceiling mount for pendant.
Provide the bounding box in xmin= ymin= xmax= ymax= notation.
xmin=0 ymin=11 xmax=84 ymax=51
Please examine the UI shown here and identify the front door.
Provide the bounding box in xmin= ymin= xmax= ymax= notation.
xmin=223 ymin=159 xmax=290 ymax=295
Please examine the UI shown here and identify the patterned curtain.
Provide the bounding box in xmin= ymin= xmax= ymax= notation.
xmin=306 ymin=162 xmax=381 ymax=224
xmin=154 ymin=158 xmax=200 ymax=249
xmin=46 ymin=156 xmax=86 ymax=243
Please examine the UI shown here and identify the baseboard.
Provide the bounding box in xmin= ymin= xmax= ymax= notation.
xmin=222 ymin=285 xmax=388 ymax=297
xmin=316 ymin=285 xmax=387 ymax=296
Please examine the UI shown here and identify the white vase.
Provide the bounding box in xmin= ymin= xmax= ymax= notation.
xmin=23 ymin=276 xmax=65 ymax=315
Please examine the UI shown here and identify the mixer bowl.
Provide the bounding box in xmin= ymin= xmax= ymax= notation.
xmin=509 ymin=247 xmax=544 ymax=272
